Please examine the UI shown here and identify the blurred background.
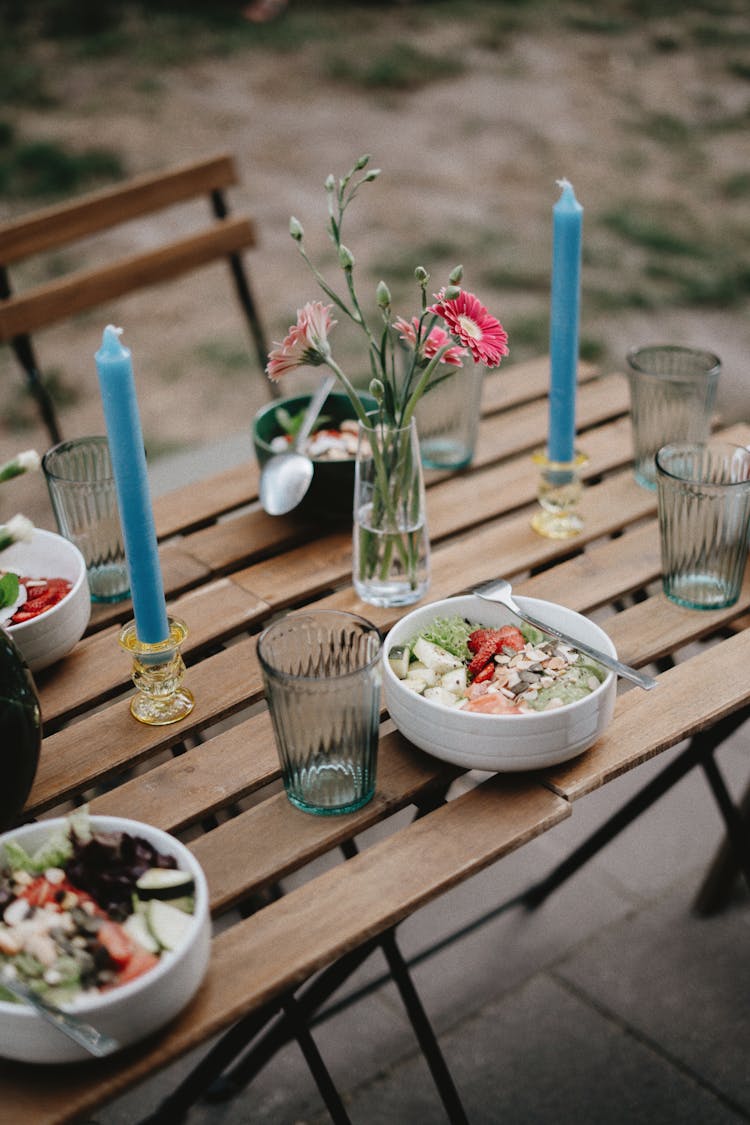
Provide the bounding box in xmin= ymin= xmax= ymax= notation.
xmin=1 ymin=0 xmax=749 ymax=526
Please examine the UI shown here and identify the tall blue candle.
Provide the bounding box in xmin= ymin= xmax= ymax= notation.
xmin=95 ymin=325 xmax=169 ymax=644
xmin=548 ymin=178 xmax=583 ymax=464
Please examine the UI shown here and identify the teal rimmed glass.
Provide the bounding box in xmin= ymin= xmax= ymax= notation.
xmin=656 ymin=440 xmax=750 ymax=610
xmin=258 ymin=610 xmax=382 ymax=815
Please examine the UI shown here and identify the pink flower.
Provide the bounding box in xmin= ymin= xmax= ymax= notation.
xmin=266 ymin=301 xmax=336 ymax=381
xmin=428 ymin=289 xmax=509 ymax=368
xmin=393 ymin=317 xmax=466 ymax=367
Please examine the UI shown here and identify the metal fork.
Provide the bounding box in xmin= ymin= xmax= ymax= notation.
xmin=1 ymin=973 xmax=120 ymax=1057
xmin=474 ymin=578 xmax=657 ymax=691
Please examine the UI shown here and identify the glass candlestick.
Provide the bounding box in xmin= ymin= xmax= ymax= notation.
xmin=531 ymin=449 xmax=587 ymax=539
xmin=119 ymin=617 xmax=194 ymax=725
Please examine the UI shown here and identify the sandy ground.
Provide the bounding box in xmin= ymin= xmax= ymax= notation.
xmin=2 ymin=3 xmax=749 ymax=528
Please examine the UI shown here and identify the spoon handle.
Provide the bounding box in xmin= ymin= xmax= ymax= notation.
xmin=295 ymin=374 xmax=337 ymax=449
xmin=515 ymin=609 xmax=657 ymax=691
xmin=1 ymin=976 xmax=120 ymax=1057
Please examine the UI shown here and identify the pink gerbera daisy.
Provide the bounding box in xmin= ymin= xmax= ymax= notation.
xmin=266 ymin=302 xmax=337 ymax=381
xmin=428 ymin=290 xmax=509 ymax=368
xmin=394 ymin=317 xmax=466 ymax=367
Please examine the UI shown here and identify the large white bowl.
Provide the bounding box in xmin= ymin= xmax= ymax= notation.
xmin=383 ymin=594 xmax=617 ymax=772
xmin=0 ymin=815 xmax=211 ymax=1064
xmin=3 ymin=528 xmax=91 ymax=672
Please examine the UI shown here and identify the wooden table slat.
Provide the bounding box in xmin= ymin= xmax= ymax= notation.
xmin=0 ymin=777 xmax=568 ymax=1125
xmin=543 ymin=625 xmax=750 ymax=799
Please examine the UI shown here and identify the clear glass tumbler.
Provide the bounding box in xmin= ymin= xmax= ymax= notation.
xmin=257 ymin=610 xmax=382 ymax=815
xmin=42 ymin=436 xmax=130 ymax=603
xmin=656 ymin=440 xmax=750 ymax=610
xmin=415 ymin=365 xmax=484 ymax=470
xmin=626 ymin=345 xmax=721 ymax=490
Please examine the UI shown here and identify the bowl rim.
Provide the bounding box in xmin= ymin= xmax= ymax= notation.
xmin=0 ymin=814 xmax=208 ymax=1017
xmin=4 ymin=528 xmax=88 ymax=638
xmin=383 ymin=594 xmax=616 ymax=722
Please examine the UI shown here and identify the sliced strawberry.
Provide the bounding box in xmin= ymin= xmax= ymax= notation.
xmin=467 ymin=625 xmax=526 ymax=680
xmin=472 ymin=661 xmax=496 ymax=684
xmin=494 ymin=625 xmax=525 ymax=652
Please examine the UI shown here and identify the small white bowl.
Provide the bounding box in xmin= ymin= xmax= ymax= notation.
xmin=383 ymin=594 xmax=617 ymax=772
xmin=2 ymin=528 xmax=90 ymax=672
xmin=0 ymin=815 xmax=211 ymax=1064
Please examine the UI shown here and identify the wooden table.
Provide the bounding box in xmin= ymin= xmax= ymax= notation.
xmin=3 ymin=357 xmax=749 ymax=1124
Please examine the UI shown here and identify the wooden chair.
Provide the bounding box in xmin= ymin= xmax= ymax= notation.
xmin=0 ymin=153 xmax=273 ymax=444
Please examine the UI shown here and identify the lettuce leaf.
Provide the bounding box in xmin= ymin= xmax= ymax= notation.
xmin=419 ymin=616 xmax=479 ymax=662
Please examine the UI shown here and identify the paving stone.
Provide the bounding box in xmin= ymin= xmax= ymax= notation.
xmin=334 ymin=973 xmax=745 ymax=1125
xmin=556 ymin=880 xmax=750 ymax=1116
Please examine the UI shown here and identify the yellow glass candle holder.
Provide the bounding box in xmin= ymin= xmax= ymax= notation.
xmin=531 ymin=449 xmax=587 ymax=539
xmin=119 ymin=617 xmax=194 ymax=726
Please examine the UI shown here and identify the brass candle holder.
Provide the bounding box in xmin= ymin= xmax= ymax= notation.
xmin=119 ymin=617 xmax=194 ymax=726
xmin=531 ymin=449 xmax=587 ymax=539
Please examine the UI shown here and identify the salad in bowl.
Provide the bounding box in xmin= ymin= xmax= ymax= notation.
xmin=383 ymin=594 xmax=617 ymax=772
xmin=0 ymin=811 xmax=210 ymax=1063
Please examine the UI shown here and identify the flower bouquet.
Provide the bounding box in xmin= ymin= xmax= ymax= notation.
xmin=267 ymin=155 xmax=509 ymax=606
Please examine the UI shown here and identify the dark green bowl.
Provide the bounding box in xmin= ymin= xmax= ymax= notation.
xmin=253 ymin=390 xmax=377 ymax=521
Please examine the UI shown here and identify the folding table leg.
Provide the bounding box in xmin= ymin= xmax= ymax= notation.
xmin=694 ymin=781 xmax=750 ymax=914
xmin=521 ymin=707 xmax=749 ymax=909
xmin=380 ymin=930 xmax=470 ymax=1125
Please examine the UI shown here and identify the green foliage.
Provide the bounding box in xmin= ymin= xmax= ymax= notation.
xmin=326 ymin=43 xmax=465 ymax=90
xmin=722 ymin=171 xmax=750 ymax=198
xmin=601 ymin=207 xmax=706 ymax=257
xmin=0 ymin=141 xmax=124 ymax=199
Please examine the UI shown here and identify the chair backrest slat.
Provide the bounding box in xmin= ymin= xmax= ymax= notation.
xmin=0 ymin=154 xmax=238 ymax=264
xmin=0 ymin=152 xmax=273 ymax=441
xmin=0 ymin=217 xmax=256 ymax=340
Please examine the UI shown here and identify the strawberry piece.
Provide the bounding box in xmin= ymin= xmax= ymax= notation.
xmin=472 ymin=661 xmax=496 ymax=684
xmin=494 ymin=625 xmax=525 ymax=652
xmin=467 ymin=625 xmax=526 ymax=679
xmin=467 ymin=638 xmax=499 ymax=678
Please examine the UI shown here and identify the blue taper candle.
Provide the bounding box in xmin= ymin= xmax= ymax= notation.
xmin=95 ymin=325 xmax=169 ymax=644
xmin=548 ymin=178 xmax=583 ymax=464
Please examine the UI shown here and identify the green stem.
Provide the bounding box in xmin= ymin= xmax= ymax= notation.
xmin=401 ymin=344 xmax=453 ymax=428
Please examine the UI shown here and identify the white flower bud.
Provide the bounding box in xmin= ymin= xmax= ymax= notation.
xmin=376 ymin=280 xmax=391 ymax=308
xmin=338 ymin=244 xmax=355 ymax=270
xmin=369 ymin=378 xmax=385 ymax=404
xmin=289 ymin=216 xmax=304 ymax=241
xmin=0 ymin=450 xmax=40 ymax=482
xmin=0 ymin=514 xmax=34 ymax=551
xmin=6 ymin=515 xmax=33 ymax=542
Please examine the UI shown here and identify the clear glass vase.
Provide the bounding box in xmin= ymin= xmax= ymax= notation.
xmin=353 ymin=417 xmax=430 ymax=607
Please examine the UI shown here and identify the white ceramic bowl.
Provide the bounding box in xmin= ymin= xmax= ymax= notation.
xmin=383 ymin=594 xmax=617 ymax=772
xmin=2 ymin=528 xmax=90 ymax=672
xmin=0 ymin=815 xmax=211 ymax=1064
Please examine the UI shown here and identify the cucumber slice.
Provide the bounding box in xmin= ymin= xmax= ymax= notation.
xmin=413 ymin=638 xmax=462 ymax=674
xmin=147 ymin=899 xmax=193 ymax=952
xmin=387 ymin=645 xmax=411 ymax=679
xmin=136 ymin=867 xmax=195 ymax=900
xmin=123 ymin=910 xmax=160 ymax=954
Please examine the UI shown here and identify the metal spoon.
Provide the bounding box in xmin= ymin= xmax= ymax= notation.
xmin=474 ymin=578 xmax=657 ymax=691
xmin=1 ymin=973 xmax=120 ymax=1057
xmin=260 ymin=373 xmax=337 ymax=515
